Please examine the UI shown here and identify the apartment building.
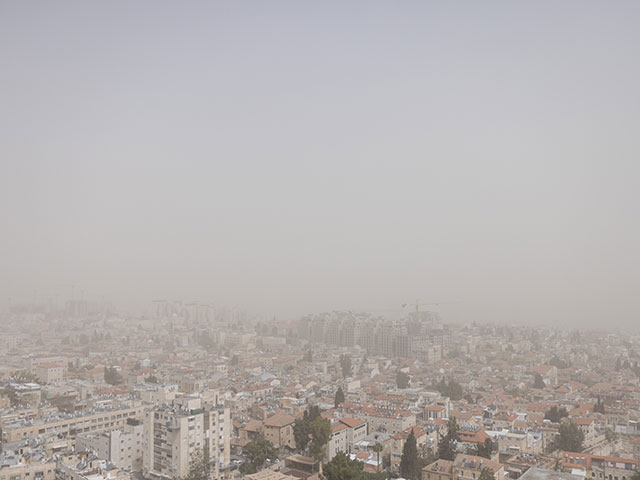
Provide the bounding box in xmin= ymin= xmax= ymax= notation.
xmin=26 ymin=357 xmax=67 ymax=375
xmin=339 ymin=418 xmax=368 ymax=452
xmin=0 ymin=459 xmax=58 ymax=480
xmin=76 ymin=419 xmax=144 ymax=472
xmin=34 ymin=364 xmax=65 ymax=384
xmin=56 ymin=452 xmax=130 ymax=480
xmin=1 ymin=405 xmax=146 ymax=443
xmin=326 ymin=423 xmax=349 ymax=461
xmin=365 ymin=408 xmax=415 ymax=435
xmin=178 ymin=377 xmax=207 ymax=394
xmin=142 ymin=402 xmax=230 ymax=480
xmin=561 ymin=452 xmax=638 ymax=480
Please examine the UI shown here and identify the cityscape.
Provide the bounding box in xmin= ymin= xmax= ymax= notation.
xmin=1 ymin=3 xmax=639 ymax=480
xmin=1 ymin=301 xmax=640 ymax=480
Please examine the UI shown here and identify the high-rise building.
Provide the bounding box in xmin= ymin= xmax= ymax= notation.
xmin=142 ymin=400 xmax=230 ymax=480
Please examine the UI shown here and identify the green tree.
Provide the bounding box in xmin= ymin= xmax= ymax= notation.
xmin=294 ymin=406 xmax=322 ymax=452
xmin=359 ymin=355 xmax=368 ymax=373
xmin=549 ymin=356 xmax=570 ymax=369
xmin=323 ymin=451 xmax=365 ymax=480
xmin=104 ymin=366 xmax=123 ymax=385
xmin=417 ymin=446 xmax=437 ymax=469
xmin=438 ymin=417 xmax=459 ymax=461
xmin=479 ymin=468 xmax=496 ymax=480
xmin=1 ymin=387 xmax=18 ymax=406
xmin=594 ymin=397 xmax=605 ymax=414
xmin=294 ymin=414 xmax=311 ymax=451
xmin=309 ymin=416 xmax=331 ymax=462
xmin=400 ymin=430 xmax=420 ymax=480
xmin=474 ymin=438 xmax=495 ymax=459
xmin=604 ymin=428 xmax=616 ymax=442
xmin=145 ymin=375 xmax=159 ymax=383
xmin=334 ymin=386 xmax=345 ymax=408
xmin=545 ymin=406 xmax=568 ymax=422
xmin=396 ymin=371 xmax=410 ymax=389
xmin=553 ymin=420 xmax=584 ymax=452
xmin=630 ymin=469 xmax=640 ymax=480
xmin=241 ymin=436 xmax=277 ymax=473
xmin=533 ymin=373 xmax=546 ymax=389
xmin=340 ymin=355 xmax=352 ymax=378
xmin=372 ymin=442 xmax=384 ymax=471
xmin=434 ymin=377 xmax=464 ymax=400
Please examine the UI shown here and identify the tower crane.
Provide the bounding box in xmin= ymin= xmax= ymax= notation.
xmin=401 ymin=300 xmax=458 ymax=315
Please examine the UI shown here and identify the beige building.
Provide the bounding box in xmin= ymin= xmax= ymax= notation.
xmin=561 ymin=452 xmax=638 ymax=480
xmin=1 ymin=405 xmax=146 ymax=443
xmin=423 ymin=455 xmax=504 ymax=480
xmin=453 ymin=454 xmax=504 ymax=480
xmin=142 ymin=402 xmax=230 ymax=480
xmin=56 ymin=453 xmax=130 ymax=480
xmin=245 ymin=471 xmax=297 ymax=480
xmin=179 ymin=377 xmax=207 ymax=394
xmin=34 ymin=364 xmax=65 ymax=384
xmin=8 ymin=383 xmax=42 ymax=406
xmin=326 ymin=423 xmax=349 ymax=461
xmin=422 ymin=459 xmax=453 ymax=480
xmin=76 ymin=420 xmax=145 ymax=472
xmin=365 ymin=409 xmax=415 ymax=435
xmin=497 ymin=432 xmax=528 ymax=455
xmin=262 ymin=412 xmax=296 ymax=449
xmin=0 ymin=459 xmax=58 ymax=480
xmin=26 ymin=356 xmax=67 ymax=374
xmin=339 ymin=418 xmax=368 ymax=452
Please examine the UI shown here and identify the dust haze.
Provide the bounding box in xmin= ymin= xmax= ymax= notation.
xmin=1 ymin=1 xmax=639 ymax=329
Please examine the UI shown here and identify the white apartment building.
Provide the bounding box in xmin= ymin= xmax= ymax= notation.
xmin=142 ymin=400 xmax=230 ymax=480
xmin=76 ymin=419 xmax=144 ymax=472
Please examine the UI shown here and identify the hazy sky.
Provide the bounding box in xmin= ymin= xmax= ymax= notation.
xmin=1 ymin=1 xmax=639 ymax=328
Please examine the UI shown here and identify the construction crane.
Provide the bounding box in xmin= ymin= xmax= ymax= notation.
xmin=401 ymin=300 xmax=458 ymax=315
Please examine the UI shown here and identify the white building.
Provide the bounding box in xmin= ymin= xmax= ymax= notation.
xmin=142 ymin=399 xmax=230 ymax=480
xmin=76 ymin=419 xmax=145 ymax=472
